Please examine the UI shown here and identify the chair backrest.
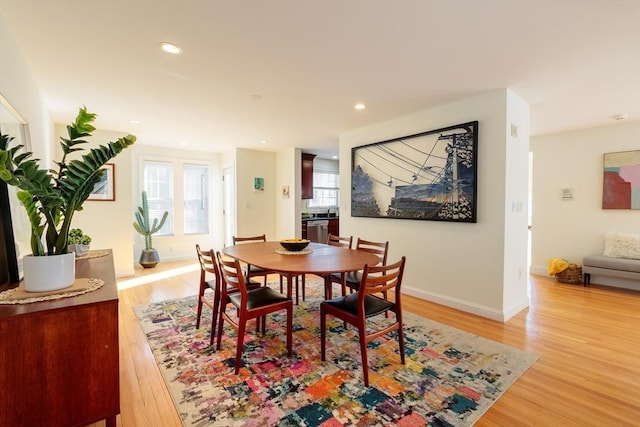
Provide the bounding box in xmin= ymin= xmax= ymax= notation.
xmin=233 ymin=234 xmax=267 ymax=245
xmin=196 ymin=244 xmax=218 ymax=280
xmin=355 ymin=238 xmax=389 ymax=267
xmin=327 ymin=233 xmax=353 ymax=249
xmin=215 ymin=251 xmax=246 ymax=295
xmin=360 ymin=256 xmax=406 ymax=301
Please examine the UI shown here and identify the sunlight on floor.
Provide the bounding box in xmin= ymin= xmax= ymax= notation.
xmin=117 ymin=263 xmax=199 ymax=290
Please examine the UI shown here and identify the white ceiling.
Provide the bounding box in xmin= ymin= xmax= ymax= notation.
xmin=1 ymin=1 xmax=638 ymax=158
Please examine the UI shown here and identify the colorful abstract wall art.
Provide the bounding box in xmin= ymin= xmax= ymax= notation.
xmin=602 ymin=150 xmax=640 ymax=210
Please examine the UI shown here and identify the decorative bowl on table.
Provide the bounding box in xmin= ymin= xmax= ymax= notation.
xmin=280 ymin=239 xmax=310 ymax=252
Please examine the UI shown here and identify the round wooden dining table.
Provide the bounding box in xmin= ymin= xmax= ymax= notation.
xmin=221 ymin=241 xmax=379 ymax=302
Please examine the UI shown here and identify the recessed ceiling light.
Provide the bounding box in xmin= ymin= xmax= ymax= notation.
xmin=260 ymin=140 xmax=268 ymax=144
xmin=611 ymin=113 xmax=628 ymax=121
xmin=354 ymin=103 xmax=366 ymax=110
xmin=160 ymin=42 xmax=182 ymax=55
xmin=180 ymin=141 xmax=188 ymax=147
xmin=128 ymin=119 xmax=141 ymax=124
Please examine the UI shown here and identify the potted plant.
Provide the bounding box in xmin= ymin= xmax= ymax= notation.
xmin=133 ymin=190 xmax=168 ymax=268
xmin=0 ymin=106 xmax=135 ymax=291
xmin=68 ymin=228 xmax=92 ymax=257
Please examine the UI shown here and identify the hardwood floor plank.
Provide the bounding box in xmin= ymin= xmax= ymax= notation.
xmin=88 ymin=261 xmax=639 ymax=426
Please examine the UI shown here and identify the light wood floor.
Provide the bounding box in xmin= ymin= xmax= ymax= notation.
xmin=91 ymin=261 xmax=640 ymax=426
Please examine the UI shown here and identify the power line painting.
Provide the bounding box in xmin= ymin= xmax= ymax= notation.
xmin=351 ymin=121 xmax=478 ymax=222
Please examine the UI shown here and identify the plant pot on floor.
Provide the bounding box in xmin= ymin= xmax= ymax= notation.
xmin=23 ymin=252 xmax=76 ymax=292
xmin=139 ymin=248 xmax=160 ymax=268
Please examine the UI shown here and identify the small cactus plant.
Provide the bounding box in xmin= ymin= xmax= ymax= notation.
xmin=133 ymin=191 xmax=168 ymax=250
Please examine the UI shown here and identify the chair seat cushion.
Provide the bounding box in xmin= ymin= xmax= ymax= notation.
xmin=323 ymin=293 xmax=393 ymax=317
xmin=229 ymin=287 xmax=290 ymax=310
xmin=329 ymin=271 xmax=362 ymax=287
xmin=226 ymin=279 xmax=261 ymax=293
xmin=246 ymin=265 xmax=270 ymax=274
xmin=205 ymin=279 xmax=216 ymax=290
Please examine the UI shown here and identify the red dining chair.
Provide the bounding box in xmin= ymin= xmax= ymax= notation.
xmin=215 ymin=251 xmax=293 ymax=374
xmin=195 ymin=244 xmax=261 ymax=345
xmin=320 ymin=256 xmax=406 ymax=387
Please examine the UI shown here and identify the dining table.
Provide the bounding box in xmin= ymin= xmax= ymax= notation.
xmin=221 ymin=241 xmax=379 ymax=303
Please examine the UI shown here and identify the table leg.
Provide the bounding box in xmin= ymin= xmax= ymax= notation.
xmin=286 ymin=273 xmax=293 ymax=300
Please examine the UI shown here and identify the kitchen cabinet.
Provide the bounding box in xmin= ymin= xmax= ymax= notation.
xmin=328 ymin=218 xmax=339 ymax=237
xmin=301 ymin=153 xmax=316 ymax=199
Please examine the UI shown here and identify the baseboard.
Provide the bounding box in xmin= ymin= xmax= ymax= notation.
xmin=402 ymin=285 xmax=512 ymax=322
xmin=529 ymin=265 xmax=548 ymax=277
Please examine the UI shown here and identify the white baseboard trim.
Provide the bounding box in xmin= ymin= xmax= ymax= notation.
xmin=402 ymin=285 xmax=513 ymax=322
xmin=529 ymin=265 xmax=548 ymax=277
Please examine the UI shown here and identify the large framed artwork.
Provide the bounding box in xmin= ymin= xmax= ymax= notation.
xmin=351 ymin=121 xmax=478 ymax=222
xmin=602 ymin=150 xmax=640 ymax=210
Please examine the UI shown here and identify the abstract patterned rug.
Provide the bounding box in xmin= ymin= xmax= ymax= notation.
xmin=134 ymin=282 xmax=538 ymax=426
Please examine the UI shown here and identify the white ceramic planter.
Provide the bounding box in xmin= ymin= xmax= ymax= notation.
xmin=23 ymin=252 xmax=76 ymax=292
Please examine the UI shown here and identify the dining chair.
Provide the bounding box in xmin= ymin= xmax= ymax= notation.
xmin=324 ymin=238 xmax=388 ymax=299
xmin=327 ymin=233 xmax=353 ymax=249
xmin=318 ymin=234 xmax=353 ymax=299
xmin=232 ymin=234 xmax=283 ymax=290
xmin=320 ymin=256 xmax=406 ymax=387
xmin=215 ymin=251 xmax=293 ymax=374
xmin=195 ymin=244 xmax=261 ymax=345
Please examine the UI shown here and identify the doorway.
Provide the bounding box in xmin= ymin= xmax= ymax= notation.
xmin=222 ymin=166 xmax=235 ymax=247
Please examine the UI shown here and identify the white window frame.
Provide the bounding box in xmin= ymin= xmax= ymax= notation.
xmin=140 ymin=156 xmax=211 ymax=237
xmin=308 ymin=170 xmax=340 ymax=208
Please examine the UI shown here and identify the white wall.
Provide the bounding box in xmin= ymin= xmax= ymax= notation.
xmin=530 ymin=120 xmax=640 ymax=283
xmin=0 ymin=12 xmax=52 ymax=166
xmin=55 ymin=125 xmax=136 ymax=277
xmin=275 ymin=147 xmax=299 ymax=239
xmin=235 ymin=148 xmax=277 ymax=240
xmin=339 ymin=89 xmax=530 ymax=321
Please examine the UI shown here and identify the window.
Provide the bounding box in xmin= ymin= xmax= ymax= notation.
xmin=142 ymin=159 xmax=210 ymax=237
xmin=183 ymin=164 xmax=209 ymax=234
xmin=143 ymin=161 xmax=173 ymax=235
xmin=308 ymin=171 xmax=339 ymax=207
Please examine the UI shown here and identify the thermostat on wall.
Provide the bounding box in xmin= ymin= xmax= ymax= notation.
xmin=561 ymin=188 xmax=574 ymax=201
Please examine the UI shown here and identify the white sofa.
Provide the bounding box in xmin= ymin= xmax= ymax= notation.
xmin=583 ymin=232 xmax=640 ymax=290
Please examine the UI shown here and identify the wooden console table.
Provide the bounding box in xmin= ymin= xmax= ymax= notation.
xmin=0 ymin=250 xmax=120 ymax=426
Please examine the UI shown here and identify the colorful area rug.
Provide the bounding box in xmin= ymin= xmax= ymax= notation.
xmin=134 ymin=282 xmax=538 ymax=426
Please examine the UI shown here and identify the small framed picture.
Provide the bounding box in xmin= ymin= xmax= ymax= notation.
xmin=254 ymin=177 xmax=264 ymax=192
xmin=88 ymin=163 xmax=115 ymax=201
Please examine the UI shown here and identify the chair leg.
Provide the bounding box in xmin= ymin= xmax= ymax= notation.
xmin=396 ymin=310 xmax=406 ymax=364
xmin=320 ymin=304 xmax=327 ymax=361
xmin=235 ymin=318 xmax=246 ymax=374
xmin=196 ymin=285 xmax=205 ymax=329
xmin=216 ymin=301 xmax=226 ymax=350
xmin=286 ymin=303 xmax=293 ymax=357
xmin=323 ymin=276 xmax=331 ymax=300
xmin=358 ymin=322 xmax=370 ymax=387
xmin=301 ymin=274 xmax=306 ymax=301
xmin=210 ymin=285 xmax=222 ymax=345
